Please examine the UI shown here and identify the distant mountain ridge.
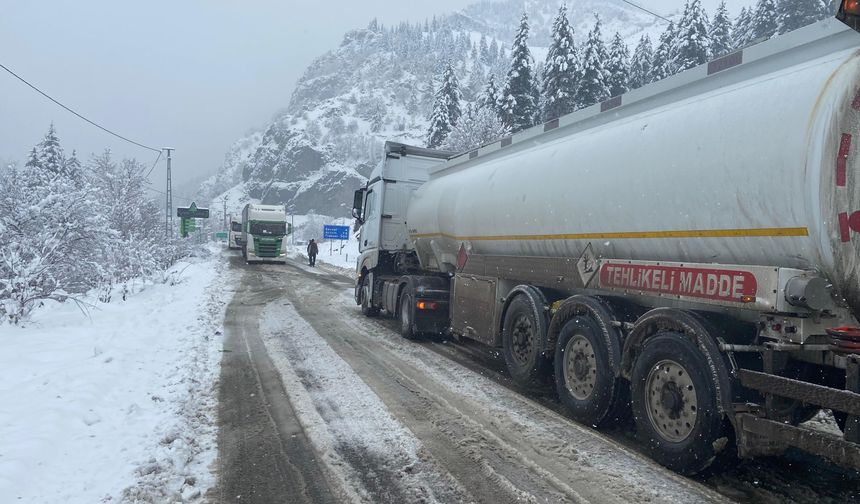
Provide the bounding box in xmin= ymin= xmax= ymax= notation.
xmin=200 ymin=0 xmax=669 ymax=216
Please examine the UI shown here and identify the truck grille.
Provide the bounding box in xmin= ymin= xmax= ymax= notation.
xmin=254 ymin=237 xmax=282 ymax=257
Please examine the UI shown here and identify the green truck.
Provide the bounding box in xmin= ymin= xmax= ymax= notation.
xmin=241 ymin=203 xmax=289 ymax=264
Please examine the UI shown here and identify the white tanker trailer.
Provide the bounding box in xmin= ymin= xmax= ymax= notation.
xmin=352 ymin=12 xmax=860 ymax=474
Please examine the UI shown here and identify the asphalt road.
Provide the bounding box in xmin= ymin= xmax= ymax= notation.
xmin=212 ymin=253 xmax=860 ymax=504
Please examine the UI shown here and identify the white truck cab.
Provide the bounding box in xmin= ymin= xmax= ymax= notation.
xmin=352 ymin=142 xmax=453 ymax=279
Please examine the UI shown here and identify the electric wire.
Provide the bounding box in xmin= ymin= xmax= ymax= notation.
xmin=0 ymin=62 xmax=161 ymax=153
xmin=144 ymin=150 xmax=162 ymax=179
xmin=619 ymin=0 xmax=672 ymax=23
xmin=143 ymin=185 xmax=197 ymax=204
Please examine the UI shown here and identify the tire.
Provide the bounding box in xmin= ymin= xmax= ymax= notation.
xmin=631 ymin=332 xmax=725 ymax=475
xmin=359 ymin=275 xmax=379 ymax=317
xmin=399 ymin=292 xmax=417 ymax=339
xmin=555 ymin=316 xmax=628 ymax=427
xmin=502 ymin=293 xmax=550 ymax=388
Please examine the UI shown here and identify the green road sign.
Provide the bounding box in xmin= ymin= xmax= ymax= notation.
xmin=177 ymin=201 xmax=210 ymax=219
xmin=180 ymin=217 xmax=197 ymax=238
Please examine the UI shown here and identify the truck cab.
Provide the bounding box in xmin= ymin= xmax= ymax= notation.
xmin=352 ymin=142 xmax=454 ymax=318
xmin=228 ymin=216 xmax=243 ymax=250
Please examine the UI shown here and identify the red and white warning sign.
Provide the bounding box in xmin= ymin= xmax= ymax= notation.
xmin=598 ymin=263 xmax=757 ymax=303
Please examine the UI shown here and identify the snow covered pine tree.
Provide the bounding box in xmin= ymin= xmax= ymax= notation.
xmin=750 ymin=0 xmax=779 ymax=41
xmin=541 ymin=4 xmax=579 ymax=122
xmin=606 ymin=32 xmax=630 ymax=98
xmin=674 ymin=0 xmax=712 ymax=72
xmin=498 ymin=12 xmax=538 ymax=132
xmin=710 ymin=1 xmax=734 ymax=58
xmin=778 ymin=0 xmax=829 ymax=34
xmin=651 ymin=21 xmax=678 ymax=82
xmin=629 ymin=35 xmax=654 ymax=90
xmin=573 ymin=15 xmax=611 ymax=109
xmin=426 ymin=62 xmax=462 ymax=148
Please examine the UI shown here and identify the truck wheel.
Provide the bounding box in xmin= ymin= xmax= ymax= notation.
xmin=555 ymin=316 xmax=627 ymax=427
xmin=359 ymin=276 xmax=379 ymax=317
xmin=399 ymin=292 xmax=417 ymax=339
xmin=502 ymin=292 xmax=550 ymax=388
xmin=631 ymin=332 xmax=725 ymax=475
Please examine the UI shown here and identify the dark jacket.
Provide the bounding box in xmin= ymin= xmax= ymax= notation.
xmin=307 ymin=241 xmax=319 ymax=255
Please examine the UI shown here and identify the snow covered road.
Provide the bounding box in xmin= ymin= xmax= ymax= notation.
xmin=216 ymin=254 xmax=731 ymax=503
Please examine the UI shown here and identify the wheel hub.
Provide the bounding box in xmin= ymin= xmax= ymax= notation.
xmin=563 ymin=334 xmax=597 ymax=400
xmin=511 ymin=315 xmax=534 ymax=365
xmin=645 ymin=359 xmax=698 ymax=442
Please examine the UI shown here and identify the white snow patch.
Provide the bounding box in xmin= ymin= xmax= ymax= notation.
xmin=0 ymin=245 xmax=232 ymax=503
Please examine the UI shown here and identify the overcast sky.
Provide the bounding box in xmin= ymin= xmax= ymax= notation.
xmin=1 ymin=0 xmax=755 ymax=192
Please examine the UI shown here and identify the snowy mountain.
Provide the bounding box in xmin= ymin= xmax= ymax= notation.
xmin=201 ymin=0 xmax=673 ymax=216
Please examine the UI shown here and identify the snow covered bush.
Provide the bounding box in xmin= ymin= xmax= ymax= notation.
xmin=442 ymin=104 xmax=509 ymax=153
xmin=0 ymin=126 xmax=192 ymax=325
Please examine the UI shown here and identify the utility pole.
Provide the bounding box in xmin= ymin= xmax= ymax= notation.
xmin=222 ymin=195 xmax=228 ymax=231
xmin=164 ymin=148 xmax=174 ymax=238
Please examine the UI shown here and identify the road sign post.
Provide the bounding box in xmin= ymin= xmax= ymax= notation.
xmin=177 ymin=202 xmax=210 ymax=239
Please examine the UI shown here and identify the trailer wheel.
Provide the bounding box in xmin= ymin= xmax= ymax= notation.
xmin=631 ymin=332 xmax=725 ymax=474
xmin=399 ymin=292 xmax=417 ymax=339
xmin=502 ymin=292 xmax=550 ymax=388
xmin=359 ymin=275 xmax=379 ymax=317
xmin=555 ymin=316 xmax=627 ymax=427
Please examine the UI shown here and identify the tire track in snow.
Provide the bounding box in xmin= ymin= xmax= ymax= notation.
xmin=280 ymin=264 xmax=728 ymax=504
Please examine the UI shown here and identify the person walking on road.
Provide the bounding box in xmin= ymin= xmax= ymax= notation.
xmin=307 ymin=239 xmax=319 ymax=267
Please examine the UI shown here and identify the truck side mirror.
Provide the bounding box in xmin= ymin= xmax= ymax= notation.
xmin=352 ymin=188 xmax=366 ymax=223
xmin=838 ymin=0 xmax=860 ymax=31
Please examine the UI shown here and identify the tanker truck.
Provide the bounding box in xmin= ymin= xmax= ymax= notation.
xmin=352 ymin=13 xmax=860 ymax=474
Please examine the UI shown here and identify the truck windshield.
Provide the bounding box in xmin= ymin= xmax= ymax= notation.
xmin=249 ymin=222 xmax=286 ymax=236
xmin=231 ymin=222 xmax=242 ymax=232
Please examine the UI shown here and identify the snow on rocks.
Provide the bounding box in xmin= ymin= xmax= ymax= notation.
xmin=0 ymin=246 xmax=232 ymax=503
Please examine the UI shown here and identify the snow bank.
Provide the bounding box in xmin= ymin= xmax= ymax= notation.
xmin=0 ymin=246 xmax=231 ymax=503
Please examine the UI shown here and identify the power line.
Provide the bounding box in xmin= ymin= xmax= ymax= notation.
xmin=620 ymin=0 xmax=672 ymax=23
xmin=0 ymin=62 xmax=161 ymax=153
xmin=143 ymin=185 xmax=198 ymax=203
xmin=145 ymin=150 xmax=162 ymax=179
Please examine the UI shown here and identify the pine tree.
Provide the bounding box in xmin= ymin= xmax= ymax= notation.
xmin=573 ymin=15 xmax=611 ymax=109
xmin=480 ymin=74 xmax=500 ymax=112
xmin=36 ymin=123 xmax=66 ymax=175
xmin=498 ymin=12 xmax=538 ymax=132
xmin=489 ymin=38 xmax=500 ymax=64
xmin=466 ymin=55 xmax=486 ymax=101
xmin=629 ymin=35 xmax=654 ymax=89
xmin=778 ymin=0 xmax=827 ymax=34
xmin=25 ymin=147 xmax=39 ymax=169
xmin=674 ymin=0 xmax=712 ymax=72
xmin=651 ymin=21 xmax=678 ymax=82
xmin=479 ymin=34 xmax=492 ymax=64
xmin=541 ymin=4 xmax=579 ymax=121
xmin=64 ymin=149 xmax=82 ymax=181
xmin=606 ymin=32 xmax=630 ymax=98
xmin=750 ymin=0 xmax=779 ymax=41
xmin=709 ymin=1 xmax=734 ymax=58
xmin=733 ymin=7 xmax=754 ymax=48
xmin=426 ymin=62 xmax=462 ymax=147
